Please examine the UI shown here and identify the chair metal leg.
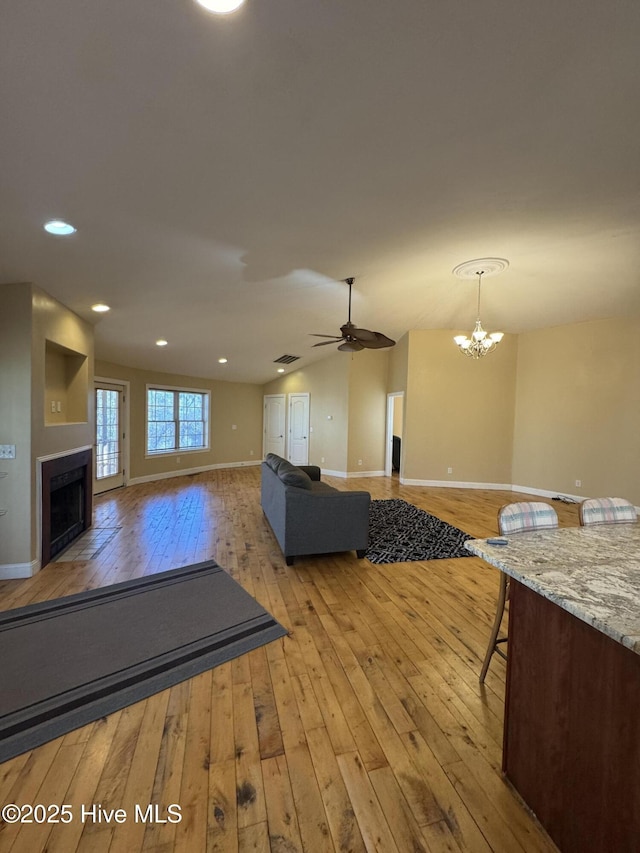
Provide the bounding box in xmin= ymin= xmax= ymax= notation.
xmin=479 ymin=572 xmax=509 ymax=683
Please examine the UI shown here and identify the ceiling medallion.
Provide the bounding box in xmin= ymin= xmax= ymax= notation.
xmin=452 ymin=257 xmax=509 ymax=280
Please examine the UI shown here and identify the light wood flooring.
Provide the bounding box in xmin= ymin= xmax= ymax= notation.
xmin=0 ymin=468 xmax=579 ymax=853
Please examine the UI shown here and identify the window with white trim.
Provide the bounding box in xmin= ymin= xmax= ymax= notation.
xmin=146 ymin=386 xmax=210 ymax=455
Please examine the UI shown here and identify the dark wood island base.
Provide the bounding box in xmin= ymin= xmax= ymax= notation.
xmin=504 ymin=580 xmax=640 ymax=853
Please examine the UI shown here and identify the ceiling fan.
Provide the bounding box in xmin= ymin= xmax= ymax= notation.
xmin=311 ymin=277 xmax=396 ymax=352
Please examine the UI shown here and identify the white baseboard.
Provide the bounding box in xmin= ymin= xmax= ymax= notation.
xmin=128 ymin=459 xmax=260 ymax=486
xmin=398 ymin=479 xmax=597 ymax=504
xmin=0 ymin=559 xmax=39 ymax=579
xmin=400 ymin=478 xmax=513 ymax=490
xmin=321 ymin=469 xmax=385 ymax=479
xmin=510 ymin=484 xmax=586 ymax=502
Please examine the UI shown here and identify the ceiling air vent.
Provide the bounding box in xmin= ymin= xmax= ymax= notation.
xmin=273 ymin=354 xmax=300 ymax=364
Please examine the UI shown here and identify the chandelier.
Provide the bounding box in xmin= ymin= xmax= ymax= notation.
xmin=453 ymin=258 xmax=507 ymax=359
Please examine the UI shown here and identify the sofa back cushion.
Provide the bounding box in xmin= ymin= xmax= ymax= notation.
xmin=277 ymin=459 xmax=313 ymax=490
xmin=265 ymin=453 xmax=286 ymax=472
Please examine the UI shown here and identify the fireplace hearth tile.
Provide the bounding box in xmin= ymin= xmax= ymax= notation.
xmin=55 ymin=527 xmax=121 ymax=562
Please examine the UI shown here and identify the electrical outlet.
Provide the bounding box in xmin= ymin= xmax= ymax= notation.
xmin=357 ymin=459 xmax=362 ymax=466
xmin=249 ymin=449 xmax=254 ymax=455
xmin=321 ymin=456 xmax=325 ymax=463
xmin=447 ymin=467 xmax=453 ymax=474
xmin=51 ymin=400 xmax=56 ymax=413
xmin=575 ymin=479 xmax=582 ymax=487
xmin=0 ymin=445 xmax=16 ymax=459
xmin=56 ymin=401 xmax=62 ymax=412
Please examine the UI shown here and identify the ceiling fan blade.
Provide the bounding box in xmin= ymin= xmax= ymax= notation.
xmin=313 ymin=338 xmax=344 ymax=347
xmin=358 ymin=332 xmax=396 ymax=349
xmin=338 ymin=340 xmax=364 ymax=352
xmin=349 ymin=327 xmax=378 ymax=342
xmin=310 ymin=334 xmax=342 ymax=339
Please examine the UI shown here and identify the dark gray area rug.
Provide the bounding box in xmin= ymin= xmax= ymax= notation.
xmin=0 ymin=560 xmax=286 ymax=763
xmin=366 ymin=498 xmax=473 ymax=564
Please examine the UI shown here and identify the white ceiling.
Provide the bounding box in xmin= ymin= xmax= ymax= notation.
xmin=2 ymin=0 xmax=640 ymax=384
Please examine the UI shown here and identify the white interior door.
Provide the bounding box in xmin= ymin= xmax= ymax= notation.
xmin=263 ymin=394 xmax=286 ymax=458
xmin=94 ymin=381 xmax=126 ymax=494
xmin=288 ymin=393 xmax=310 ymax=465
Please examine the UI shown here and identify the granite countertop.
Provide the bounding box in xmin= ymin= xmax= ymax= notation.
xmin=465 ymin=524 xmax=640 ymax=655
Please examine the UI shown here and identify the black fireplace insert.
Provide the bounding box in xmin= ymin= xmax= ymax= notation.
xmin=41 ymin=450 xmax=92 ymax=566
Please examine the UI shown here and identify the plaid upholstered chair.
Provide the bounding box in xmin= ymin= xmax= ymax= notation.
xmin=479 ymin=501 xmax=559 ymax=683
xmin=579 ymin=497 xmax=637 ymax=526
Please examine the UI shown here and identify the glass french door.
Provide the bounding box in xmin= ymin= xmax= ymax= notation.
xmin=94 ymin=382 xmax=125 ymax=494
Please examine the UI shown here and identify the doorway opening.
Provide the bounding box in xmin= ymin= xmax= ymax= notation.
xmin=385 ymin=392 xmax=404 ymax=477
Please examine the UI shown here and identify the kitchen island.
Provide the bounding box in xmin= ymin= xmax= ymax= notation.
xmin=466 ymin=524 xmax=640 ymax=853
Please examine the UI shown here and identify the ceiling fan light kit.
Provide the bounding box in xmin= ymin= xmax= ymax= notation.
xmin=452 ymin=258 xmax=508 ymax=359
xmin=311 ymin=277 xmax=396 ymax=353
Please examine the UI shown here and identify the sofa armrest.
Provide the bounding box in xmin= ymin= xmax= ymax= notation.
xmin=298 ymin=465 xmax=321 ymax=481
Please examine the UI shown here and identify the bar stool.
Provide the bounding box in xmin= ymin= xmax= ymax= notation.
xmin=579 ymin=497 xmax=637 ymax=525
xmin=479 ymin=501 xmax=559 ymax=683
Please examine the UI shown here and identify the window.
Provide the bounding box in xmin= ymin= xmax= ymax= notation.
xmin=146 ymin=386 xmax=210 ymax=455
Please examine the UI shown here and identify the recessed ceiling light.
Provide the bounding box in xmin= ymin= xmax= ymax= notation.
xmin=156 ymin=339 xmax=168 ymax=347
xmin=218 ymin=357 xmax=228 ymax=364
xmin=91 ymin=303 xmax=110 ymax=313
xmin=44 ymin=219 xmax=77 ymax=235
xmin=277 ymin=368 xmax=285 ymax=373
xmin=195 ymin=0 xmax=245 ymax=14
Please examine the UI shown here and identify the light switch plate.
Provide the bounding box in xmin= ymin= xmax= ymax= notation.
xmin=0 ymin=445 xmax=16 ymax=459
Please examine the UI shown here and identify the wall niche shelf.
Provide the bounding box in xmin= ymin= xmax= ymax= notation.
xmin=44 ymin=340 xmax=88 ymax=426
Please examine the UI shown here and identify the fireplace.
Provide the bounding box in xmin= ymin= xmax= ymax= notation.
xmin=41 ymin=449 xmax=92 ymax=566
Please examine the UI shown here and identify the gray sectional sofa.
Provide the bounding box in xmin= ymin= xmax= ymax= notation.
xmin=260 ymin=453 xmax=371 ymax=565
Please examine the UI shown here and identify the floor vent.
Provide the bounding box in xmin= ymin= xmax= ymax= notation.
xmin=274 ymin=354 xmax=300 ymax=364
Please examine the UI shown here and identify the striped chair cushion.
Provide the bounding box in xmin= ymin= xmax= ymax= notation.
xmin=498 ymin=501 xmax=559 ymax=535
xmin=580 ymin=497 xmax=637 ymax=525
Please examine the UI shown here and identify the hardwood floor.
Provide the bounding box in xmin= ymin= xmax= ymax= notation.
xmin=0 ymin=469 xmax=578 ymax=852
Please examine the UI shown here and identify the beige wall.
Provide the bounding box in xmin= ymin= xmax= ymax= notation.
xmin=347 ymin=349 xmax=389 ymax=473
xmin=512 ymin=318 xmax=640 ymax=504
xmin=263 ymin=354 xmax=350 ymax=472
xmin=263 ymin=351 xmax=390 ymax=474
xmin=388 ymin=332 xmax=409 ymax=394
xmin=402 ymin=330 xmax=518 ymax=484
xmin=32 ymin=286 xmax=94 ymax=463
xmin=95 ymin=360 xmax=264 ymax=481
xmin=0 ymin=284 xmax=94 ymax=573
xmin=0 ymin=284 xmax=33 ymax=569
xmin=32 ymin=287 xmax=94 ymax=568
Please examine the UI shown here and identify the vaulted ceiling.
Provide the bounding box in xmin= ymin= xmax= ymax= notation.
xmin=2 ymin=1 xmax=640 ymax=383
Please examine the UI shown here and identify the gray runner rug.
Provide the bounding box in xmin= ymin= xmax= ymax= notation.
xmin=0 ymin=560 xmax=286 ymax=763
